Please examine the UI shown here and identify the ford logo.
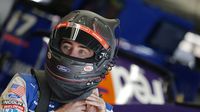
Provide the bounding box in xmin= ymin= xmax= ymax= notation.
xmin=8 ymin=93 xmax=20 ymax=99
xmin=57 ymin=65 xmax=71 ymax=73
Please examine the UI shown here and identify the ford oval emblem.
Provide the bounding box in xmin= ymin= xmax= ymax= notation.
xmin=57 ymin=65 xmax=71 ymax=73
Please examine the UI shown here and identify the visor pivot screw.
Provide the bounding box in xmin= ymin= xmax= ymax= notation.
xmin=47 ymin=52 xmax=52 ymax=59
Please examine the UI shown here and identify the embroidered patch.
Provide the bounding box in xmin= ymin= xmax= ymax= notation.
xmin=2 ymin=105 xmax=24 ymax=112
xmin=9 ymin=84 xmax=25 ymax=97
xmin=1 ymin=100 xmax=24 ymax=111
xmin=1 ymin=100 xmax=23 ymax=106
xmin=7 ymin=93 xmax=20 ymax=99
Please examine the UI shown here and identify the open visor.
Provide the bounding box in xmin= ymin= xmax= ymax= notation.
xmin=50 ymin=22 xmax=115 ymax=57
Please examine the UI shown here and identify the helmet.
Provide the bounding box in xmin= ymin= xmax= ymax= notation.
xmin=45 ymin=10 xmax=120 ymax=103
xmin=46 ymin=10 xmax=119 ymax=82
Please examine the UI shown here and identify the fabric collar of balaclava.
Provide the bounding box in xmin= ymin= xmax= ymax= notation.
xmin=46 ymin=71 xmax=100 ymax=103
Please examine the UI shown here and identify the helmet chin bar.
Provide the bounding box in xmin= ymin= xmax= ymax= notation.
xmin=45 ymin=50 xmax=109 ymax=83
xmin=46 ymin=65 xmax=102 ymax=83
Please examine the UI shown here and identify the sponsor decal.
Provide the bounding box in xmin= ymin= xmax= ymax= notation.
xmin=9 ymin=84 xmax=25 ymax=97
xmin=1 ymin=100 xmax=23 ymax=106
xmin=57 ymin=65 xmax=71 ymax=73
xmin=112 ymin=65 xmax=165 ymax=104
xmin=84 ymin=65 xmax=93 ymax=72
xmin=1 ymin=100 xmax=24 ymax=111
xmin=7 ymin=93 xmax=20 ymax=99
xmin=2 ymin=105 xmax=24 ymax=112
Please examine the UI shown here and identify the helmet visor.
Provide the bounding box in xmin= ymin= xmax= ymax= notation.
xmin=50 ymin=22 xmax=112 ymax=57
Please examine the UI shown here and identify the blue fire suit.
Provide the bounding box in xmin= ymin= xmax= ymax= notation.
xmin=0 ymin=73 xmax=113 ymax=112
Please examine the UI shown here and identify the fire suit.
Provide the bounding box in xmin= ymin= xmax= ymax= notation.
xmin=0 ymin=73 xmax=113 ymax=112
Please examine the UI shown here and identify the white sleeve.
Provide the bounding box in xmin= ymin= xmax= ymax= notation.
xmin=0 ymin=73 xmax=28 ymax=112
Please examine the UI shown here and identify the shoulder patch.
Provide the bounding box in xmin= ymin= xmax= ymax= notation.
xmin=8 ymin=84 xmax=25 ymax=97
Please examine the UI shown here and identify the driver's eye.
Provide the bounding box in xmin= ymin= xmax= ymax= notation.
xmin=78 ymin=49 xmax=91 ymax=58
xmin=61 ymin=43 xmax=72 ymax=55
xmin=60 ymin=40 xmax=94 ymax=59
